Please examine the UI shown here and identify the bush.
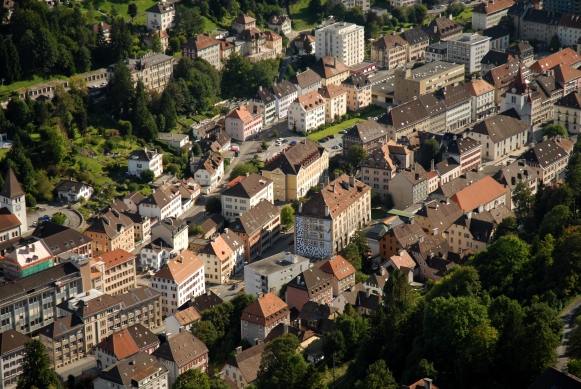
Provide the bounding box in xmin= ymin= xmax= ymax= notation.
xmin=51 ymin=212 xmax=67 ymax=225
xmin=25 ymin=193 xmax=37 ymax=207
xmin=140 ymin=169 xmax=155 ymax=183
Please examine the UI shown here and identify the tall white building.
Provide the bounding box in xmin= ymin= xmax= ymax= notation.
xmin=315 ymin=22 xmax=364 ymax=67
xmin=447 ymin=33 xmax=491 ymax=74
xmin=288 ymin=92 xmax=326 ymax=133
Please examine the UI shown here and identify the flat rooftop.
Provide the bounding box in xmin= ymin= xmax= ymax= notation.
xmin=448 ymin=33 xmax=491 ymax=44
xmin=245 ymin=252 xmax=310 ymax=274
xmin=406 ymin=60 xmax=464 ymax=81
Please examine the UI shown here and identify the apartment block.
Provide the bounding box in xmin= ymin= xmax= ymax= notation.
xmin=145 ymin=1 xmax=175 ymax=31
xmin=446 ymin=33 xmax=491 ymax=73
xmin=319 ymin=84 xmax=348 ymax=122
xmin=342 ymin=73 xmax=372 ymax=111
xmin=94 ymin=351 xmax=168 ymax=389
xmin=84 ymin=209 xmax=135 ymax=255
xmin=243 ymin=252 xmax=310 ymax=297
xmin=315 ymin=22 xmax=365 ymax=67
xmin=371 ymin=34 xmax=408 ymax=70
xmin=393 ymin=61 xmax=465 ymax=104
xmin=555 ymin=91 xmax=581 ymax=134
xmin=89 ymin=249 xmax=136 ymax=296
xmin=225 ymin=104 xmax=263 ymax=141
xmin=107 ymin=54 xmax=175 ymax=93
xmin=241 ymin=293 xmax=289 ymax=343
xmin=0 ymin=330 xmax=29 ymax=389
xmin=127 ymin=148 xmax=163 ymax=178
xmin=471 ymin=0 xmax=515 ymax=30
xmin=288 ymin=92 xmax=325 ymax=133
xmin=221 ymin=173 xmax=273 ymax=220
xmin=181 ymin=34 xmax=222 ymax=70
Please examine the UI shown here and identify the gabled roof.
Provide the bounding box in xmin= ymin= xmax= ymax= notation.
xmin=436 ymin=157 xmax=461 ymax=176
xmin=55 ymin=179 xmax=92 ymax=194
xmin=1 ymin=167 xmax=25 ymax=198
xmin=559 ymin=13 xmax=581 ymax=28
xmin=555 ymin=91 xmax=581 ymax=110
xmin=292 ymin=68 xmax=322 ymax=89
xmin=222 ymin=173 xmax=272 ymax=199
xmin=128 ymin=149 xmax=160 ymax=163
xmin=416 ymin=200 xmax=463 ymax=232
xmin=319 ymin=255 xmax=356 ymax=281
xmin=384 ymin=221 xmax=426 ymax=247
xmin=464 ymin=78 xmax=495 ymax=96
xmin=294 ymin=92 xmax=325 ymax=112
xmin=342 ymin=73 xmax=370 ymax=89
xmin=493 ymin=160 xmax=538 ymax=191
xmin=227 ymin=104 xmax=259 ymax=123
xmin=233 ymin=14 xmax=256 ymax=24
xmin=345 ymin=118 xmax=390 ymax=142
xmin=521 ymin=139 xmax=569 ymax=169
xmin=435 ymin=170 xmax=487 ymax=198
xmin=98 ymin=352 xmax=167 ymax=387
xmin=399 ymin=27 xmax=429 ymax=45
xmin=403 ymin=378 xmax=440 ymax=389
xmin=372 ymin=34 xmax=408 ymax=50
xmin=522 ymin=8 xmax=563 ymax=25
xmin=554 ymin=64 xmax=581 ymax=83
xmin=0 ymin=262 xmax=79 ymax=301
xmin=450 ymin=176 xmax=507 ymax=211
xmin=410 ymin=234 xmax=451 ymax=260
xmin=171 ymin=306 xmax=201 ymax=326
xmin=153 ymin=250 xmax=204 ymax=284
xmin=262 ymin=138 xmax=325 ymax=175
xmin=272 ymin=80 xmax=298 ymax=99
xmin=242 ymin=292 xmax=289 ymax=326
xmin=426 ymin=17 xmax=463 ymax=38
xmin=268 ymin=14 xmax=291 ymax=26
xmin=0 ymin=208 xmax=21 ymax=233
xmin=311 ymin=56 xmax=350 ymax=79
xmin=145 ymin=2 xmax=174 ymax=14
xmin=0 ymin=329 xmax=29 ymax=356
xmin=224 ymin=344 xmax=265 ymax=384
xmin=182 ymin=33 xmax=220 ymax=51
xmin=470 ymin=113 xmax=528 ymax=143
xmin=530 ymin=48 xmax=581 ymax=73
xmin=288 ymin=267 xmax=331 ymax=294
xmin=388 ymin=249 xmax=416 ymax=270
xmin=152 ymin=331 xmax=208 ymax=368
xmin=529 ymin=367 xmax=581 ymax=389
xmin=230 ymin=199 xmax=280 ymax=236
xmin=398 ymin=163 xmax=429 ymax=185
xmin=381 ymin=99 xmax=430 ymax=131
xmin=473 ymin=0 xmax=515 ymax=14
xmin=318 ymin=84 xmax=348 ymax=100
xmin=481 ymin=50 xmax=514 ymax=67
xmin=95 ymin=328 xmax=141 ymax=360
xmin=483 ymin=60 xmax=528 ymax=88
xmin=252 ymin=87 xmax=276 ymax=105
xmin=41 ymin=315 xmax=83 ymax=339
xmin=480 ymin=25 xmax=509 ymax=40
xmin=200 ymin=235 xmax=233 ymax=262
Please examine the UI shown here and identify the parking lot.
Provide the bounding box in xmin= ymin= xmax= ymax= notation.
xmin=319 ymin=134 xmax=344 ymax=157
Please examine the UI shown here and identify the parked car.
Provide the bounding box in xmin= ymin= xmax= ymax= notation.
xmin=275 ymin=142 xmax=282 ymax=146
xmin=290 ymin=140 xmax=297 ymax=146
xmin=339 ymin=130 xmax=347 ymax=134
xmin=329 ymin=134 xmax=335 ymax=139
xmin=288 ymin=239 xmax=294 ymax=245
xmin=277 ymin=138 xmax=284 ymax=142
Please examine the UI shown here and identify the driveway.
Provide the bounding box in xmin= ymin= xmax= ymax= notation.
xmin=556 ymin=297 xmax=581 ymax=371
xmin=26 ymin=204 xmax=83 ymax=232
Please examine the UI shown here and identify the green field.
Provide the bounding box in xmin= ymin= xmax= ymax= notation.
xmin=0 ymin=75 xmax=69 ymax=100
xmin=289 ymin=0 xmax=320 ymax=31
xmin=454 ymin=8 xmax=474 ymax=26
xmin=308 ymin=118 xmax=365 ymax=141
xmin=87 ymin=0 xmax=158 ymax=19
xmin=203 ymin=16 xmax=219 ymax=31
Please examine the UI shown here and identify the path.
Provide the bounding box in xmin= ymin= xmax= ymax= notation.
xmin=556 ymin=296 xmax=581 ymax=371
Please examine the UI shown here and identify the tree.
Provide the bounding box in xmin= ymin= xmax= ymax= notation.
xmin=308 ymin=0 xmax=324 ymax=19
xmin=499 ymin=15 xmax=515 ymax=34
xmin=193 ymin=143 xmax=203 ymax=156
xmin=175 ymin=5 xmax=206 ymax=37
xmin=347 ymin=144 xmax=368 ymax=168
xmin=331 ymin=3 xmax=347 ymax=20
xmin=543 ymin=123 xmax=568 ymax=139
xmin=151 ymin=33 xmax=163 ymax=53
xmin=446 ymin=2 xmax=465 ymax=16
xmin=118 ymin=120 xmax=133 ymax=136
xmin=140 ymin=169 xmax=155 ymax=183
xmin=17 ymin=339 xmax=64 ymax=389
xmin=493 ymin=216 xmax=518 ymax=240
xmin=42 ymin=125 xmax=68 ymax=165
xmin=109 ymin=17 xmax=133 ymax=63
xmin=51 ymin=212 xmax=67 ymax=225
xmin=414 ymin=4 xmax=428 ymax=24
xmin=35 ymin=28 xmax=58 ymax=69
xmin=512 ymin=181 xmax=535 ymax=222
xmin=0 ymin=39 xmax=21 ymax=84
xmin=5 ymin=136 xmax=35 ymax=193
xmin=304 ymin=39 xmax=313 ymax=55
xmin=160 ymin=90 xmax=178 ymax=130
xmin=539 ymin=204 xmax=571 ymax=239
xmin=172 ymin=368 xmax=210 ymax=389
xmin=550 ymin=34 xmax=561 ymax=51
xmin=127 ymin=3 xmax=137 ymax=19
xmin=550 ymin=226 xmax=581 ymax=297
xmin=189 ymin=224 xmax=204 ymax=236
xmin=324 ymin=329 xmax=346 ymax=361
xmin=108 ymin=61 xmax=134 ymax=119
xmin=391 ymin=7 xmax=406 ymax=23
xmin=206 ymin=196 xmax=222 ymax=213
xmin=221 ymin=53 xmax=253 ymax=98
xmin=419 ymin=138 xmax=439 ymax=170
xmin=426 ymin=266 xmax=482 ymax=302
xmin=209 ymin=379 xmax=230 ymax=389
xmin=340 ymin=243 xmax=362 ymax=271
xmin=229 ymin=162 xmax=258 ymax=181
xmin=354 ymin=360 xmax=398 ymax=389
xmin=281 ymin=205 xmax=294 ymax=228
xmin=132 ymin=80 xmax=158 ymax=140
xmin=191 ymin=321 xmax=219 ymax=349
xmin=256 ymin=334 xmax=311 ymax=389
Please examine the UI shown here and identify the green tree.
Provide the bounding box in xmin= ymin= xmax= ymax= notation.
xmin=5 ymin=136 xmax=35 ymax=193
xmin=17 ymin=339 xmax=64 ymax=389
xmin=308 ymin=0 xmax=324 ymax=18
xmin=539 ymin=204 xmax=571 ymax=239
xmin=35 ymin=28 xmax=58 ymax=69
xmin=0 ymin=39 xmax=21 ymax=84
xmin=331 ymin=3 xmax=347 ymax=20
xmin=110 ymin=17 xmax=133 ymax=62
xmin=543 ymin=123 xmax=568 ymax=138
xmin=191 ymin=321 xmax=219 ymax=349
xmin=414 ymin=4 xmax=428 ymax=24
xmin=132 ymin=80 xmax=158 ymax=140
xmin=75 ymin=46 xmax=92 ymax=73
xmin=6 ymin=97 xmax=30 ymax=128
xmin=229 ymin=162 xmax=258 ymax=181
xmin=160 ymin=90 xmax=178 ymax=130
xmin=206 ymin=196 xmax=222 ymax=213
xmin=347 ymin=144 xmax=368 ymax=168
xmin=426 ymin=266 xmax=482 ymax=302
xmin=354 ymin=360 xmax=398 ymax=389
xmin=42 ymin=126 xmax=68 ymax=165
xmin=446 ymin=2 xmax=465 ymax=16
xmin=193 ymin=142 xmax=203 ymax=156
xmin=51 ymin=213 xmax=67 ymax=225
xmin=493 ymin=216 xmax=518 ymax=240
xmin=568 ymin=360 xmax=581 ymax=377
xmin=281 ymin=205 xmax=294 ymax=228
xmin=550 ymin=34 xmax=561 ymax=51
xmin=108 ymin=60 xmax=134 ymax=119
xmin=118 ymin=120 xmax=133 ymax=136
xmin=127 ymin=3 xmax=137 ymax=19
xmin=419 ymin=138 xmax=439 ymax=170
xmin=499 ymin=15 xmax=515 ymax=34
xmin=175 ymin=5 xmax=206 ymax=37
xmin=256 ymin=334 xmax=311 ymax=389
xmin=391 ymin=7 xmax=406 ymax=23
xmin=304 ymin=39 xmax=313 ymax=55
xmin=151 ymin=33 xmax=163 ymax=53
xmin=140 ymin=169 xmax=155 ymax=182
xmin=551 ymin=226 xmax=581 ymax=297
xmin=34 ymin=170 xmax=53 ymax=201
xmin=340 ymin=243 xmax=362 ymax=271
xmin=324 ymin=329 xmax=346 ymax=361
xmin=188 ymin=224 xmax=204 ymax=236
xmin=512 ymin=181 xmax=535 ymax=222
xmin=172 ymin=368 xmax=210 ymax=389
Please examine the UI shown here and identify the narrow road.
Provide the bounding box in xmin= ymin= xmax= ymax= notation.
xmin=556 ymin=297 xmax=581 ymax=371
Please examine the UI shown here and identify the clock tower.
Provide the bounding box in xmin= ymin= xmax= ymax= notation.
xmin=0 ymin=167 xmax=27 ymax=231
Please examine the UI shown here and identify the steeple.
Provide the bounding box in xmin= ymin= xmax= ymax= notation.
xmin=0 ymin=167 xmax=25 ymax=199
xmin=513 ymin=63 xmax=529 ymax=94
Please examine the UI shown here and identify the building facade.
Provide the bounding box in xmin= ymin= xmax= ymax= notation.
xmin=315 ymin=22 xmax=365 ymax=67
xmin=240 ymin=293 xmax=289 ymax=343
xmin=221 ymin=173 xmax=274 ymax=220
xmin=89 ymin=249 xmax=136 ymax=296
xmin=225 ymin=105 xmax=263 ymax=141
xmin=370 ymin=34 xmax=408 ymax=70
xmin=243 ymin=252 xmax=310 ymax=297
xmin=127 ymin=148 xmax=163 ymax=178
xmin=393 ymin=61 xmax=465 ymax=104
xmin=471 ymin=0 xmax=516 ymax=30
xmin=288 ymin=92 xmax=326 ymax=133
xmin=446 ymin=33 xmax=491 ymax=73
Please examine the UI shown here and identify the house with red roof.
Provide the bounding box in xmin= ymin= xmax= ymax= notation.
xmin=319 ymin=255 xmax=356 ymax=296
xmin=225 ymin=105 xmax=263 ymax=141
xmin=241 ymin=292 xmax=289 ymax=343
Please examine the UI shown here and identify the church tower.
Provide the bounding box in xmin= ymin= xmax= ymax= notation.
xmin=0 ymin=168 xmax=27 ymax=231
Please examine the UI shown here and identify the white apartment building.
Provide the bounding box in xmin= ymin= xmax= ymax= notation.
xmin=243 ymin=252 xmax=310 ymax=297
xmin=555 ymin=91 xmax=581 ymax=134
xmin=426 ymin=42 xmax=447 ymax=63
xmin=140 ymin=241 xmax=170 ymax=271
xmin=0 ymin=330 xmax=28 ymax=389
xmin=194 ymin=152 xmax=224 ymax=191
xmin=138 ymin=186 xmax=182 ymax=220
xmin=331 ymin=0 xmax=371 ymax=11
xmin=221 ymin=173 xmax=274 ymax=220
xmin=272 ymin=80 xmax=298 ymax=118
xmin=151 ymin=218 xmax=189 ymax=254
xmin=127 ymin=148 xmax=163 ymax=178
xmin=288 ymin=92 xmax=325 ymax=133
xmin=145 ymin=1 xmax=175 ymax=31
xmin=149 ymin=250 xmax=205 ymax=317
xmin=558 ymin=14 xmax=581 ymax=48
xmin=446 ymin=33 xmax=491 ymax=73
xmin=471 ymin=0 xmax=515 ymax=30
xmin=464 ymin=78 xmax=497 ymax=122
xmin=315 ymin=22 xmax=365 ymax=67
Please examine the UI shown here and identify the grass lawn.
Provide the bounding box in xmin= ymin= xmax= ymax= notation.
xmin=0 ymin=75 xmax=69 ymax=100
xmin=454 ymin=8 xmax=474 ymax=26
xmin=289 ymin=0 xmax=319 ymax=31
xmin=203 ymin=16 xmax=219 ymax=31
xmin=308 ymin=118 xmax=365 ymax=141
xmin=355 ymin=107 xmax=387 ymax=119
xmin=371 ymin=209 xmax=387 ymax=219
xmin=88 ymin=0 xmax=158 ymax=18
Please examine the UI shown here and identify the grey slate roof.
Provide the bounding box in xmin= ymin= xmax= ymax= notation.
xmin=222 ymin=173 xmax=273 ymax=199
xmin=399 ymin=27 xmax=429 ymax=45
xmin=0 ymin=329 xmax=29 ymax=356
xmin=230 ymin=199 xmax=279 ymax=236
xmin=521 ymin=139 xmax=569 ymax=169
xmin=470 ymin=114 xmax=528 ymax=143
xmin=152 ymin=331 xmax=208 ymax=368
xmin=98 ymin=351 xmax=167 ymax=387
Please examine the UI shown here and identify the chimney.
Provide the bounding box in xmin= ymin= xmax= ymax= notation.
xmin=379 ymin=266 xmax=386 ymax=275
xmin=324 ymin=205 xmax=330 ymax=217
xmin=236 ymin=346 xmax=243 ymax=355
xmin=419 ymin=235 xmax=424 ymax=243
xmin=349 ymin=176 xmax=355 ymax=187
xmin=366 ymin=288 xmax=371 ymax=298
xmin=449 ymin=13 xmax=453 ymax=20
xmin=257 ymin=292 xmax=264 ymax=298
xmin=424 ymin=378 xmax=433 ymax=389
xmin=478 ymin=204 xmax=484 ymax=213
xmin=467 ymin=211 xmax=473 ymax=219
xmin=283 ymin=324 xmax=289 ymax=334
xmin=297 ymin=275 xmax=302 ymax=284
xmin=324 ymin=176 xmax=329 ymax=186
xmin=431 ymin=159 xmax=435 ymax=172
xmin=446 ymin=197 xmax=450 ymax=205
xmin=433 ymin=227 xmax=438 ymax=235
xmin=409 ymin=216 xmax=414 ymax=224
xmin=299 ymin=202 xmax=303 ymax=213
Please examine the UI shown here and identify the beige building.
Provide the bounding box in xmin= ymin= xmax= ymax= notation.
xmin=315 ymin=22 xmax=365 ymax=67
xmin=389 ymin=163 xmax=430 ymax=209
xmin=521 ymin=138 xmax=571 ymax=185
xmin=288 ymin=92 xmax=326 ymax=132
xmin=107 ymin=53 xmax=175 ymax=93
xmin=471 ymin=0 xmax=515 ymax=30
xmin=89 ymin=249 xmax=136 ymax=296
xmin=360 ymin=143 xmax=397 ymax=198
xmin=268 ymin=15 xmax=292 ymax=35
xmin=232 ymin=14 xmax=256 ymax=34
xmin=199 ymin=235 xmax=235 ymax=285
xmin=319 ymin=84 xmax=348 ymax=122
xmin=467 ymin=113 xmax=528 ymax=161
xmin=371 ymin=34 xmax=408 ymax=70
xmin=331 ymin=0 xmax=370 ymax=11
xmin=555 ymin=91 xmax=581 ymax=134
xmin=262 ymin=139 xmax=329 ymax=201
xmin=342 ymin=73 xmax=372 ymax=111
xmin=84 ymin=209 xmax=135 ymax=255
xmin=295 ymin=174 xmax=371 ymax=257
xmin=400 ymin=28 xmax=429 ymax=62
xmin=181 ymin=34 xmax=222 ymax=70
xmin=312 ymin=56 xmax=351 ymax=86
xmin=393 ymin=61 xmax=465 ymax=104
xmin=319 ymin=255 xmax=356 ymax=296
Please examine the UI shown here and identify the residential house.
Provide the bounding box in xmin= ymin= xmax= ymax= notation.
xmin=435 ymin=84 xmax=472 ymax=132
xmin=32 ymin=221 xmax=92 ymax=259
xmin=446 ymin=33 xmax=491 ymax=73
xmin=39 ymin=315 xmax=85 ymax=369
xmin=263 ymin=31 xmax=282 ymax=56
xmin=341 ymin=118 xmax=390 ymax=156
xmin=55 ymin=180 xmax=94 ymax=202
xmin=558 ymin=14 xmax=581 ymax=47
xmin=243 ymin=252 xmax=310 ymax=297
xmin=528 ymin=367 xmax=581 ymax=389
xmin=425 ymin=42 xmax=448 ymax=63
xmin=468 ymin=111 xmax=528 ymax=160
xmin=151 ymin=218 xmax=188 ymax=254
xmin=294 ymin=174 xmax=371 ymax=257
xmin=199 ymin=214 xmax=225 ymax=239
xmin=554 ymin=90 xmax=581 ymax=133
xmin=480 ymin=50 xmax=514 ymax=76
xmin=109 ymin=199 xmax=150 ymax=244
xmin=193 ymin=120 xmax=223 ymax=140
xmin=311 ymin=55 xmax=351 ymax=86
xmin=471 ymin=0 xmax=516 ymax=30
xmin=285 ymin=267 xmax=332 ymax=310
xmin=435 ymin=158 xmax=462 ymax=185
xmin=521 ymin=9 xmax=563 ymax=50
xmin=481 ymin=25 xmax=510 ymax=50
xmin=389 ymin=163 xmax=430 ymax=210
xmin=315 ymin=22 xmax=365 ymax=67
xmin=221 ymin=173 xmax=274 ymax=220
xmin=493 ymin=160 xmax=538 ymax=205
xmin=430 ymin=170 xmax=488 ymax=200
xmin=152 ymin=331 xmax=209 ymax=386
xmin=178 ymin=290 xmax=223 ymax=315
xmin=521 ymin=138 xmax=571 ymax=185
xmin=145 ymin=1 xmax=175 ymax=31
xmin=360 ymin=143 xmax=397 ymax=198
xmin=332 ymin=0 xmax=371 ymax=10
xmin=106 ymin=54 xmax=175 ymax=93
xmin=272 ymin=80 xmax=298 ymax=119
xmin=157 ymin=133 xmax=191 ymax=151
xmin=194 ymin=152 xmax=224 ymax=192
xmin=225 ymin=104 xmax=263 ymax=141
xmin=530 ymin=48 xmax=581 ymax=74
xmin=287 ymin=92 xmax=325 ymax=133
xmin=400 ymin=27 xmax=429 ymax=62
xmin=385 ymin=249 xmax=417 ymax=282
xmin=268 ymin=15 xmax=292 ymax=35
xmin=89 ymin=249 xmax=136 ymax=296
xmin=139 ymin=240 xmax=170 ymax=272
xmin=319 ymin=255 xmax=356 ymax=296
xmin=250 ymin=86 xmax=277 ymax=125
xmin=554 ymin=64 xmax=581 ymax=97
xmin=376 ymin=99 xmax=431 ymax=141
xmin=379 ymin=218 xmax=426 ymax=259
xmin=370 ymin=34 xmax=408 ymax=70
xmin=425 ymin=16 xmax=463 ymax=41
xmin=506 ymin=42 xmax=534 ymax=66
xmin=149 ymin=250 xmax=205 ymax=316
xmin=342 ymin=73 xmax=372 ymax=111
xmin=232 ymin=14 xmax=256 ymax=34
xmin=199 ymin=235 xmax=236 ymax=285
xmin=138 ymin=185 xmax=182 ymax=220
xmin=441 ymin=134 xmax=483 ymax=173
xmin=165 ymin=306 xmax=201 ymax=335
xmin=230 ymin=199 xmax=281 ymax=262
xmin=292 ymin=68 xmax=322 ymax=96
xmin=83 ymin=208 xmax=135 ymax=254
xmin=410 ymin=235 xmax=454 ymax=281
xmin=127 ymin=148 xmax=163 ymax=178
xmin=93 ymin=352 xmax=169 ymax=389
xmin=93 ymin=324 xmax=159 ymax=370
xmin=393 ymin=61 xmax=465 ymax=104
xmin=143 ymin=29 xmax=170 ymax=52
xmin=0 ymin=330 xmax=28 ymax=389
xmin=296 ymin=301 xmax=339 ymax=332
xmin=240 ymin=293 xmax=289 ymax=343
xmin=402 ymin=378 xmax=439 ymax=389
xmin=319 ymin=84 xmax=348 ymax=123
xmin=221 ymin=229 xmax=245 ymax=274
xmin=93 ymin=22 xmax=111 ymax=42
xmin=464 ymin=78 xmax=497 ymax=122
xmin=450 ymin=175 xmax=508 ymax=212
xmin=483 ymin=60 xmax=531 ymax=105
xmin=181 ymin=34 xmax=222 ymax=70
xmin=414 ymin=199 xmax=463 ymax=235
xmin=295 ymin=33 xmax=315 ymax=56
xmin=221 ymin=344 xmax=265 ymax=388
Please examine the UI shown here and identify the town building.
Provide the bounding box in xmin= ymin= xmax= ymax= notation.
xmin=38 ymin=315 xmax=83 ymax=369
xmin=483 ymin=60 xmax=531 ymax=105
xmin=414 ymin=199 xmax=464 ymax=235
xmin=311 ymin=55 xmax=351 ymax=86
xmin=529 ymin=47 xmax=581 ymax=74
xmin=360 ymin=143 xmax=397 ymax=198
xmin=555 ymin=91 xmax=581 ymax=133
xmin=93 ymin=324 xmax=160 ymax=370
xmin=442 ymin=135 xmax=483 ymax=173
xmin=165 ymin=306 xmax=201 ymax=335
xmin=558 ymin=14 xmax=581 ymax=47
xmin=319 ymin=84 xmax=348 ymax=122
xmin=371 ymin=34 xmax=408 ymax=70
xmin=481 ymin=50 xmax=514 ymax=76
xmin=93 ymin=352 xmax=169 ymax=389
xmin=225 ymin=104 xmax=263 ymax=141
xmin=426 ymin=41 xmax=448 ymax=63
xmin=471 ymin=0 xmax=516 ymax=30
xmin=145 ymin=1 xmax=175 ymax=31
xmin=0 ymin=209 xmax=21 ymax=253
xmin=435 ymin=84 xmax=472 ymax=132
xmin=506 ymin=42 xmax=534 ymax=66
xmin=127 ymin=148 xmax=163 ymax=178
xmin=446 ymin=33 xmax=491 ymax=73
xmin=331 ymin=0 xmax=371 ymax=10
xmin=151 ymin=218 xmax=188 ymax=254
xmin=493 ymin=160 xmax=538 ymax=197
xmin=268 ymin=15 xmax=292 ymax=35
xmin=295 ymin=174 xmax=371 ymax=258
xmin=149 ymin=250 xmax=205 ymax=316
xmin=554 ymin=64 xmax=581 ymax=97
xmin=221 ymin=344 xmax=265 ymax=388
xmin=249 ymin=87 xmax=277 ymax=125
xmin=157 ymin=133 xmax=191 ymax=151
xmin=464 ymin=78 xmax=497 ymax=122
xmin=221 ymin=173 xmax=273 ymax=220
xmin=319 ymin=255 xmax=356 ymax=296
xmin=425 ymin=16 xmax=463 ymax=41
xmin=342 ymin=118 xmax=390 ymax=160
xmin=342 ymin=73 xmax=372 ymax=111
xmin=89 ymin=249 xmax=136 ymax=296
xmin=521 ymin=138 xmax=571 ymax=185
xmin=153 ymin=332 xmax=209 ymax=386
xmin=230 ymin=200 xmax=281 ymax=262
xmin=285 ymin=267 xmax=332 ymax=310
xmin=435 ymin=157 xmax=462 ymax=186
xmin=295 ymin=33 xmax=315 ymax=55
xmin=138 ymin=185 xmax=182 ymax=221
xmin=468 ymin=112 xmax=528 ymax=160
xmin=232 ymin=14 xmax=256 ymax=34
xmin=410 ymin=234 xmax=453 ymax=281
xmin=393 ymin=61 xmax=465 ymax=104
xmin=84 ymin=209 xmax=135 ymax=254
xmin=0 ymin=330 xmax=28 ymax=389
xmin=221 ymin=230 xmax=246 ymax=275
xmin=32 ymin=221 xmax=92 ymax=259
xmin=181 ymin=33 xmax=221 ymax=70
xmin=450 ymin=175 xmax=508 ymax=212
xmin=400 ymin=27 xmax=429 ymax=62
xmin=481 ymin=25 xmax=510 ymax=50
xmin=391 ymin=0 xmax=419 ymax=7
xmin=272 ymin=80 xmax=298 ymax=119
xmin=54 ymin=180 xmax=94 ymax=202
xmin=241 ymin=292 xmax=289 ymax=343
xmin=379 ymin=218 xmax=426 ymax=259
xmin=389 ymin=163 xmax=430 ymax=209
xmin=0 ymin=168 xmax=27 ymax=232
xmin=315 ymin=22 xmax=365 ymax=66
xmin=288 ymin=92 xmax=326 ymax=132
xmin=376 ymin=99 xmax=431 ymax=141
xmin=194 ymin=152 xmax=224 ymax=192
xmin=243 ymin=252 xmax=309 ymax=297
xmin=1 ymin=238 xmax=53 ymax=280
xmin=107 ymin=54 xmax=175 ymax=92
xmin=199 ymin=235 xmax=237 ymax=285
xmin=292 ymin=68 xmax=322 ymax=96
xmin=139 ymin=241 xmax=170 ymax=272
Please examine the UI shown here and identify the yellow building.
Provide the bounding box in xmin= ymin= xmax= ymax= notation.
xmin=393 ymin=61 xmax=465 ymax=104
xmin=261 ymin=139 xmax=329 ymax=201
xmin=319 ymin=84 xmax=348 ymax=122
